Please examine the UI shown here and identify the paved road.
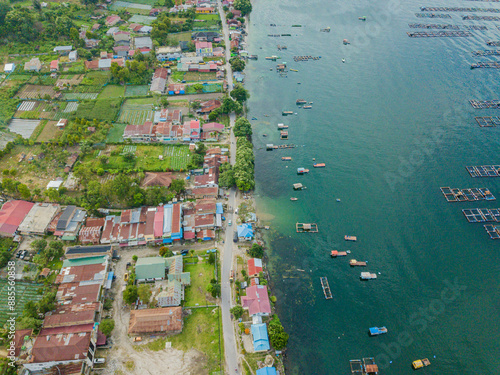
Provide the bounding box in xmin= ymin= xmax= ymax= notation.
xmin=217 ymin=1 xmax=239 ymax=374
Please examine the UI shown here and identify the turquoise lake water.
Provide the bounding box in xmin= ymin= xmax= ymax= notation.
xmin=244 ymin=0 xmax=500 ymax=373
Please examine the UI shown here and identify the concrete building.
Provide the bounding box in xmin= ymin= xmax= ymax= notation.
xmin=18 ymin=203 xmax=60 ymax=235
xmin=128 ymin=307 xmax=183 ymax=335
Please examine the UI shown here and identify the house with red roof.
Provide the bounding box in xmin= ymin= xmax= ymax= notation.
xmin=241 ymin=285 xmax=271 ymax=317
xmin=198 ymin=99 xmax=222 ymax=114
xmin=105 ymin=14 xmax=121 ymax=26
xmin=248 ymin=258 xmax=263 ymax=277
xmin=0 ymin=200 xmax=35 ymax=237
xmin=189 ymin=119 xmax=200 ymax=140
xmin=195 ymin=41 xmax=213 ymax=57
xmin=50 ymin=60 xmax=59 ymax=72
xmin=123 ymin=121 xmax=154 ymax=142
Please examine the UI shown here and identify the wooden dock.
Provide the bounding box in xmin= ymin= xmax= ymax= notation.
xmin=320 ymin=277 xmax=332 ymax=299
xmin=483 ymin=224 xmax=500 ymax=239
xmin=466 ymin=165 xmax=500 ymax=177
xmin=420 ymin=6 xmax=500 ymax=12
xmin=470 ymin=100 xmax=500 ymax=109
xmin=349 ymin=359 xmax=363 ymax=374
xmin=471 ymin=61 xmax=500 ymax=68
xmin=472 ymin=50 xmax=500 ymax=56
xmin=440 ymin=187 xmax=495 ymax=201
xmin=407 ymin=31 xmax=472 ymax=37
xmin=266 ymin=144 xmax=297 ymax=150
xmin=462 ymin=15 xmax=500 ymax=21
xmin=408 ymin=23 xmax=459 ymax=29
xmin=475 ymin=116 xmax=500 ymax=126
xmin=415 ymin=13 xmax=452 ymax=18
xmin=296 ymin=222 xmax=318 ymax=232
xmin=462 ymin=208 xmax=500 ymax=222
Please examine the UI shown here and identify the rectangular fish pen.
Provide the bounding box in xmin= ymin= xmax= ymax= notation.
xmin=475 ymin=116 xmax=500 ymax=126
xmin=320 ymin=277 xmax=332 ymax=299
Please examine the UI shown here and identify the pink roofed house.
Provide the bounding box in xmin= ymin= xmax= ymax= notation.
xmin=154 ymin=206 xmax=164 ymax=240
xmin=247 ymin=258 xmax=263 ymax=277
xmin=190 ymin=119 xmax=200 ymax=140
xmin=105 ymin=15 xmax=121 ymax=26
xmin=50 ymin=60 xmax=59 ymax=72
xmin=195 ymin=41 xmax=213 ymax=57
xmin=241 ymin=285 xmax=271 ymax=317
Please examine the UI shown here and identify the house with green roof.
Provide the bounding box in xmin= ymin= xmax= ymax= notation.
xmin=135 ymin=256 xmax=190 ymax=285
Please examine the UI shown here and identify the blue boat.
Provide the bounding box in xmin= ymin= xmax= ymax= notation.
xmin=369 ymin=327 xmax=387 ymax=336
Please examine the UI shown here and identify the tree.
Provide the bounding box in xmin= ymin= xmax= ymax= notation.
xmin=229 ymin=57 xmax=245 ymax=72
xmin=248 ymin=243 xmax=264 ymax=258
xmin=132 ymin=255 xmax=138 ymax=262
xmin=164 ymin=0 xmax=174 ymax=7
xmin=233 ymin=117 xmax=252 ymax=137
xmin=193 ymin=83 xmax=204 ymax=93
xmin=208 ymin=252 xmax=216 ymax=265
xmin=159 ymin=246 xmax=173 ymax=257
xmin=219 ymin=163 xmax=236 ymax=188
xmin=151 ymin=13 xmax=171 ymax=45
xmin=170 ymin=179 xmax=186 ymax=194
xmin=234 ymin=0 xmax=252 ymax=15
xmin=230 ymin=305 xmax=244 ymax=319
xmin=208 ymin=283 xmax=221 ymax=298
xmin=268 ymin=315 xmax=289 ymax=350
xmin=230 ymin=84 xmax=250 ymax=103
xmin=17 ymin=183 xmax=31 ymax=200
xmin=99 ymin=318 xmax=115 ymax=336
xmin=123 ymin=285 xmax=138 ymax=304
xmin=31 ymin=239 xmax=47 ymax=253
xmin=137 ymin=284 xmax=152 ymax=304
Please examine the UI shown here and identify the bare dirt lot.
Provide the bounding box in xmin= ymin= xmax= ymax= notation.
xmin=101 ymin=246 xmax=210 ymax=375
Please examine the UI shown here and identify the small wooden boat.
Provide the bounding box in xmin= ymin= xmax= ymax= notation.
xmin=320 ymin=27 xmax=331 ymax=32
xmin=265 ymin=56 xmax=280 ymax=60
xmin=290 ymin=197 xmax=298 ymax=201
xmin=343 ymin=39 xmax=350 ymax=45
xmin=303 ymin=105 xmax=312 ymax=109
xmin=281 ymin=157 xmax=292 ymax=161
xmin=359 ymin=16 xmax=366 ymax=21
xmin=345 ymin=235 xmax=357 ymax=241
xmin=369 ymin=327 xmax=387 ymax=336
xmin=313 ymin=163 xmax=326 ymax=168
xmin=262 ymin=134 xmax=267 ymax=137
xmin=412 ymin=358 xmax=431 ymax=370
xmin=290 ymin=69 xmax=298 ymax=72
xmin=282 ymin=111 xmax=294 ymax=116
xmin=296 ymin=99 xmax=307 ymax=104
xmin=330 ymin=250 xmax=348 ymax=257
xmin=349 ymin=259 xmax=366 ymax=267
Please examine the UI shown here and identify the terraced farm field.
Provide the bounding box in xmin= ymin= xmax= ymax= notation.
xmin=125 ymin=85 xmax=149 ymax=97
xmin=62 ymin=93 xmax=99 ymax=100
xmin=0 ymin=280 xmax=43 ymax=325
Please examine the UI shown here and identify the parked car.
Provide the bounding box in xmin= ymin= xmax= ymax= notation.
xmin=228 ymin=220 xmax=232 ymax=226
xmin=233 ymin=232 xmax=238 ymax=243
xmin=15 ymin=251 xmax=22 ymax=258
xmin=180 ymin=249 xmax=189 ymax=255
xmin=94 ymin=358 xmax=105 ymax=364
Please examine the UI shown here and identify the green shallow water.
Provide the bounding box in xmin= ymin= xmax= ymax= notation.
xmin=244 ymin=0 xmax=500 ymax=373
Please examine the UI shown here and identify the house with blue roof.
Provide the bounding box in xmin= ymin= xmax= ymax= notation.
xmin=237 ymin=223 xmax=254 ymax=241
xmin=256 ymin=367 xmax=277 ymax=375
xmin=251 ymin=323 xmax=270 ymax=352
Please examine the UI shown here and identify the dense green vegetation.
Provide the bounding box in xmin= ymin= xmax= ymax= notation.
xmin=268 ymin=314 xmax=289 ymax=350
xmin=234 ymin=137 xmax=254 ymax=191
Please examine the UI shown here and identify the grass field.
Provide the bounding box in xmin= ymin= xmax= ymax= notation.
xmin=169 ymin=307 xmax=223 ymax=373
xmin=93 ymin=144 xmax=190 ymax=171
xmin=125 ymin=85 xmax=150 ymax=97
xmin=167 ymin=32 xmax=193 ymax=43
xmin=184 ymin=262 xmax=216 ymax=307
xmin=98 ymin=85 xmax=126 ymax=99
xmin=105 ymin=123 xmax=127 ymax=143
xmin=0 ymin=280 xmax=44 ymax=325
xmin=36 ymin=120 xmax=62 ymax=142
xmin=195 ymin=14 xmax=220 ymax=21
xmin=75 ymin=98 xmax=122 ymax=122
xmin=183 ymin=71 xmax=217 ymax=82
xmin=80 ymin=71 xmax=110 ymax=87
xmin=116 ymin=0 xmax=157 ymax=4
